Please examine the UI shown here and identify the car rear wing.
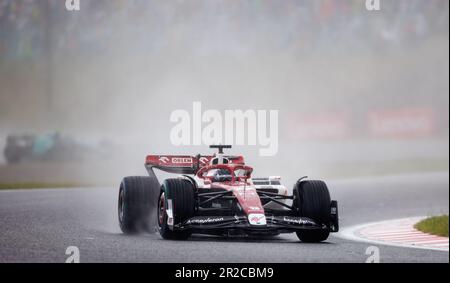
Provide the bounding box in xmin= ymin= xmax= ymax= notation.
xmin=145 ymin=155 xmax=212 ymax=174
xmin=145 ymin=154 xmax=245 ymax=175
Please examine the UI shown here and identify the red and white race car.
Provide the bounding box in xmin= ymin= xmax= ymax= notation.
xmin=118 ymin=145 xmax=338 ymax=242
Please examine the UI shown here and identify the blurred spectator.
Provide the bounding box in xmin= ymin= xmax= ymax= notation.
xmin=0 ymin=0 xmax=448 ymax=60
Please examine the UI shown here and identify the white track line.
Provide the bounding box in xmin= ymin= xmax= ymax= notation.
xmin=370 ymin=234 xmax=443 ymax=240
xmin=337 ymin=217 xmax=449 ymax=252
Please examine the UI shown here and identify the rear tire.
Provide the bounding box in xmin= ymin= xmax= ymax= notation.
xmin=118 ymin=176 xmax=159 ymax=234
xmin=293 ymin=180 xmax=331 ymax=243
xmin=158 ymin=178 xmax=195 ymax=240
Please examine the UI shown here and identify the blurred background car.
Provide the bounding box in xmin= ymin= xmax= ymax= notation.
xmin=3 ymin=132 xmax=114 ymax=164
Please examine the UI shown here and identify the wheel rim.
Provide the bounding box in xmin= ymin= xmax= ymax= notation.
xmin=118 ymin=188 xmax=124 ymax=223
xmin=158 ymin=192 xmax=166 ymax=226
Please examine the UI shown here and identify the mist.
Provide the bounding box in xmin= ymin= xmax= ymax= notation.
xmin=0 ymin=0 xmax=448 ymax=187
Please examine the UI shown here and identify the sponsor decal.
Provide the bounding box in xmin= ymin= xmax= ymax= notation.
xmin=199 ymin=157 xmax=210 ymax=164
xmin=159 ymin=156 xmax=170 ymax=164
xmin=368 ymin=108 xmax=436 ymax=138
xmin=249 ymin=206 xmax=261 ymax=211
xmin=286 ymin=112 xmax=350 ymax=141
xmin=172 ymin=157 xmax=193 ymax=164
xmin=283 ymin=217 xmax=315 ymax=225
xmin=187 ymin=217 xmax=225 ymax=225
xmin=236 ymin=187 xmax=257 ymax=195
xmin=331 ymin=207 xmax=337 ymax=215
xmin=248 ymin=214 xmax=267 ymax=226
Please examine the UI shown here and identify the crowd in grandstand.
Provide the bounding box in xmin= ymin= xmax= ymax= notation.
xmin=0 ymin=0 xmax=448 ymax=60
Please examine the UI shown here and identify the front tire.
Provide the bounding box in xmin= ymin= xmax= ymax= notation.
xmin=293 ymin=180 xmax=331 ymax=243
xmin=158 ymin=178 xmax=195 ymax=240
xmin=118 ymin=176 xmax=159 ymax=234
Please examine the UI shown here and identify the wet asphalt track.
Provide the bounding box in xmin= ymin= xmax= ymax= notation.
xmin=0 ymin=172 xmax=448 ymax=263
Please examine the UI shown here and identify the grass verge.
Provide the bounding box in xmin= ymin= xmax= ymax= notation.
xmin=415 ymin=215 xmax=449 ymax=237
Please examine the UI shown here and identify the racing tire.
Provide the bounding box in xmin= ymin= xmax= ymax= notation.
xmin=293 ymin=180 xmax=331 ymax=243
xmin=118 ymin=176 xmax=159 ymax=234
xmin=158 ymin=178 xmax=195 ymax=240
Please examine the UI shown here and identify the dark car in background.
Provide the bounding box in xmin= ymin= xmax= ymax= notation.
xmin=3 ymin=132 xmax=112 ymax=164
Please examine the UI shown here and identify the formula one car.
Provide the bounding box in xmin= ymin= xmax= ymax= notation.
xmin=118 ymin=145 xmax=338 ymax=242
